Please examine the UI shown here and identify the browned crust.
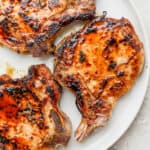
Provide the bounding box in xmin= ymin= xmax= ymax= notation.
xmin=0 ymin=64 xmax=71 ymax=149
xmin=54 ymin=15 xmax=144 ymax=141
xmin=0 ymin=0 xmax=95 ymax=57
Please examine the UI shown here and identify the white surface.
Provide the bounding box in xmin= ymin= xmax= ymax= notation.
xmin=110 ymin=0 xmax=150 ymax=150
xmin=0 ymin=0 xmax=149 ymax=150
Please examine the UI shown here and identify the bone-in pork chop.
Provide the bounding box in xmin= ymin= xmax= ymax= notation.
xmin=54 ymin=15 xmax=144 ymax=142
xmin=0 ymin=64 xmax=71 ymax=149
xmin=0 ymin=0 xmax=95 ymax=56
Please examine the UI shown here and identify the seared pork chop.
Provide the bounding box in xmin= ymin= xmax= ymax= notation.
xmin=0 ymin=64 xmax=71 ymax=150
xmin=54 ymin=15 xmax=144 ymax=142
xmin=0 ymin=0 xmax=95 ymax=57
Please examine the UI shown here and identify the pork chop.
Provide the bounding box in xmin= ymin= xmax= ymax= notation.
xmin=0 ymin=0 xmax=95 ymax=57
xmin=54 ymin=14 xmax=144 ymax=142
xmin=0 ymin=64 xmax=71 ymax=149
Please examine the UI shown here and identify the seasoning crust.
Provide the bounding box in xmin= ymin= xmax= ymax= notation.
xmin=54 ymin=15 xmax=144 ymax=142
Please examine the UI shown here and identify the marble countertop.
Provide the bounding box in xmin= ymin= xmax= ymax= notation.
xmin=110 ymin=0 xmax=150 ymax=150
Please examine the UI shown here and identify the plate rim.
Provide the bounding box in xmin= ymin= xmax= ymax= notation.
xmin=101 ymin=0 xmax=150 ymax=149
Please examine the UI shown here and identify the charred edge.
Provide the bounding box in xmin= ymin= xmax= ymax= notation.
xmin=120 ymin=34 xmax=142 ymax=51
xmin=54 ymin=80 xmax=62 ymax=93
xmin=60 ymin=10 xmax=95 ymax=26
xmin=57 ymin=33 xmax=80 ymax=59
xmin=47 ymin=22 xmax=60 ymax=37
xmin=66 ymin=76 xmax=84 ymax=113
xmin=46 ymin=86 xmax=55 ymax=100
xmin=84 ymin=27 xmax=97 ymax=34
xmin=50 ymin=110 xmax=63 ymax=132
xmin=90 ymin=11 xmax=107 ymax=26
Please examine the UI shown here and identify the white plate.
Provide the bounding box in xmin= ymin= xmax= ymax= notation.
xmin=0 ymin=0 xmax=149 ymax=150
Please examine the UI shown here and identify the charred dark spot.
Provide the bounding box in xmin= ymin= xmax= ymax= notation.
xmin=48 ymin=23 xmax=60 ymax=36
xmin=80 ymin=50 xmax=86 ymax=63
xmin=6 ymin=87 xmax=28 ymax=96
xmin=29 ymin=22 xmax=40 ymax=31
xmin=110 ymin=82 xmax=124 ymax=91
xmin=0 ymin=92 xmax=3 ymax=97
xmin=77 ymin=10 xmax=95 ymax=20
xmin=119 ymin=34 xmax=132 ymax=43
xmin=54 ymin=80 xmax=62 ymax=93
xmin=120 ymin=34 xmax=141 ymax=51
xmin=100 ymin=79 xmax=108 ymax=89
xmin=46 ymin=86 xmax=55 ymax=99
xmin=60 ymin=16 xmax=75 ymax=26
xmin=107 ymin=37 xmax=116 ymax=46
xmin=26 ymin=39 xmax=35 ymax=47
xmin=84 ymin=27 xmax=97 ymax=34
xmin=68 ymin=34 xmax=79 ymax=48
xmin=0 ymin=18 xmax=10 ymax=33
xmin=116 ymin=71 xmax=125 ymax=77
xmin=50 ymin=110 xmax=63 ymax=132
xmin=19 ymin=103 xmax=32 ymax=115
xmin=106 ymin=20 xmax=116 ymax=29
xmin=37 ymin=122 xmax=45 ymax=129
xmin=0 ymin=135 xmax=9 ymax=144
xmin=18 ymin=12 xmax=26 ymax=17
xmin=41 ymin=77 xmax=47 ymax=84
xmin=11 ymin=21 xmax=18 ymax=27
xmin=0 ymin=81 xmax=4 ymax=86
xmin=108 ymin=61 xmax=117 ymax=70
xmin=12 ymin=142 xmax=17 ymax=149
xmin=35 ymin=34 xmax=48 ymax=44
xmin=23 ymin=16 xmax=32 ymax=23
xmin=39 ymin=115 xmax=44 ymax=121
xmin=102 ymin=47 xmax=111 ymax=59
xmin=57 ymin=42 xmax=67 ymax=59
xmin=8 ymin=37 xmax=19 ymax=43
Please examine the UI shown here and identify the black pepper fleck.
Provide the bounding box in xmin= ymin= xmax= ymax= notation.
xmin=108 ymin=61 xmax=117 ymax=70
